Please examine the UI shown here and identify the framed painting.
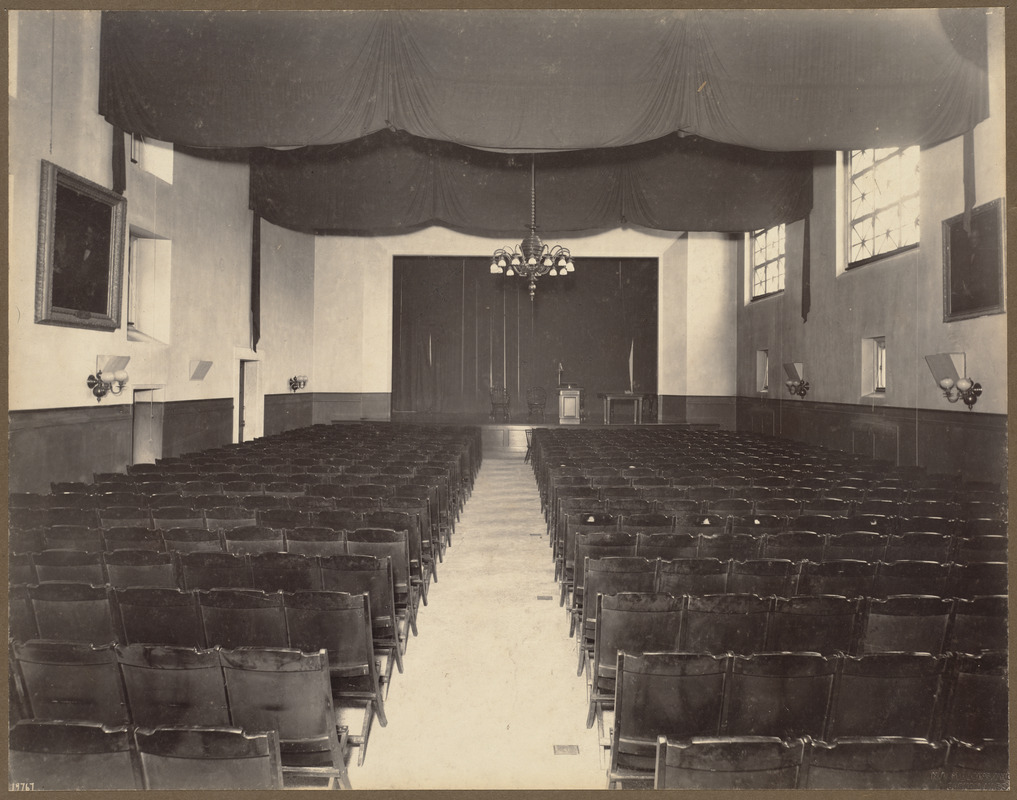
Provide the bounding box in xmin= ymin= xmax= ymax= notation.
xmin=943 ymin=197 xmax=1005 ymax=322
xmin=35 ymin=160 xmax=127 ymax=330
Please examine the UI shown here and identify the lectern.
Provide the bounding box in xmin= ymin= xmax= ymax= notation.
xmin=557 ymin=387 xmax=584 ymax=425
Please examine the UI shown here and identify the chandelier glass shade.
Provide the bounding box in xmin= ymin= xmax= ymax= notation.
xmin=490 ymin=159 xmax=574 ymax=300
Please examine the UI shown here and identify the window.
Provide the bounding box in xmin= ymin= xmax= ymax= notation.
xmin=127 ymin=232 xmax=172 ymax=343
xmin=131 ymin=134 xmax=174 ymax=184
xmin=751 ymin=224 xmax=785 ymax=299
xmin=874 ymin=337 xmax=886 ymax=392
xmin=861 ymin=336 xmax=887 ymax=397
xmin=756 ymin=350 xmax=769 ymax=393
xmin=848 ymin=147 xmax=919 ymax=267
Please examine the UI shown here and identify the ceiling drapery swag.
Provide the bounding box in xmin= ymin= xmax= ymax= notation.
xmin=248 ymin=129 xmax=813 ymax=236
xmin=99 ymin=9 xmax=989 ymax=154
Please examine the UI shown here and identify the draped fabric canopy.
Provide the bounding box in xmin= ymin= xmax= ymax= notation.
xmin=100 ymin=9 xmax=988 ymax=153
xmin=98 ymin=9 xmax=989 ymax=236
xmin=249 ymin=130 xmax=813 ymax=236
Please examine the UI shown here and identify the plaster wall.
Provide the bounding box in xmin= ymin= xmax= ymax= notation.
xmin=316 ymin=225 xmax=685 ymax=396
xmin=737 ymin=10 xmax=1005 ymax=417
xmin=9 ymin=10 xmax=317 ymax=438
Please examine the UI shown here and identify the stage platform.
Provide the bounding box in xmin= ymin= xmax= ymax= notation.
xmin=386 ymin=412 xmax=709 ymax=455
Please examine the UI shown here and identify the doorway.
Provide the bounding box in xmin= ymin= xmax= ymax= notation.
xmin=238 ymin=359 xmax=263 ymax=442
xmin=132 ymin=389 xmax=164 ymax=464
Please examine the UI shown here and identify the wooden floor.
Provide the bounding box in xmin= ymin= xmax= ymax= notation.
xmin=349 ymin=453 xmax=605 ymax=790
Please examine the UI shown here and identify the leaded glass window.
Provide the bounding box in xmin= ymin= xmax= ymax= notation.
xmin=848 ymin=147 xmax=919 ymax=266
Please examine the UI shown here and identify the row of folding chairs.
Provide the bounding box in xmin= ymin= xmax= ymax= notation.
xmin=576 ymin=587 xmax=1005 ymax=694
xmin=11 ymin=496 xmax=440 ymax=532
xmin=11 ymin=587 xmax=385 ymax=765
xmin=546 ymin=486 xmax=1003 ymax=520
xmin=9 ymin=645 xmax=353 ymax=788
xmin=13 ymin=520 xmax=434 ymax=603
xmin=651 ymin=735 xmax=1007 ymax=790
xmin=575 ymin=588 xmax=1004 ymax=682
xmin=550 ymin=503 xmax=1003 ymax=557
xmin=603 ymin=649 xmax=1006 ymax=788
xmin=13 ymin=502 xmax=447 ymax=560
xmin=10 ymin=721 xmax=287 ymax=790
xmin=628 ymin=527 xmax=1007 ymax=563
xmin=560 ymin=534 xmax=1005 ymax=609
xmin=11 ymin=565 xmax=410 ymax=675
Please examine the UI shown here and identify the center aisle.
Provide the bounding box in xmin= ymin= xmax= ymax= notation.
xmin=351 ymin=453 xmax=604 ymax=790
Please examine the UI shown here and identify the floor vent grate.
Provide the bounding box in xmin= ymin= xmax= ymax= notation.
xmin=553 ymin=745 xmax=580 ymax=756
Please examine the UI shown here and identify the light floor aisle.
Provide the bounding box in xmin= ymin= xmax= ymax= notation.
xmin=350 ymin=454 xmax=605 ymax=790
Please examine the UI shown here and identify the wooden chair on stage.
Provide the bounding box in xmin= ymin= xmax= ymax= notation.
xmin=489 ymin=386 xmax=510 ymax=421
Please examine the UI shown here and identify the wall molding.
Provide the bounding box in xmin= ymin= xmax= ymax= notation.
xmin=735 ymin=396 xmax=1006 ymax=483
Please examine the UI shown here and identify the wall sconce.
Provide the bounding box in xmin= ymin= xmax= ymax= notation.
xmin=86 ymin=355 xmax=130 ymax=402
xmin=289 ymin=375 xmax=309 ymax=392
xmin=783 ymin=362 xmax=810 ymax=398
xmin=925 ymin=353 xmax=981 ymax=409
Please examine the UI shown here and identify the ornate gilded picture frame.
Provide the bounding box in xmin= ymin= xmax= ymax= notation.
xmin=35 ymin=160 xmax=127 ymax=330
xmin=943 ymin=197 xmax=1005 ymax=322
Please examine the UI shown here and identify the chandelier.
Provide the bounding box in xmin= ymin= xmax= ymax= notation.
xmin=490 ymin=158 xmax=574 ymax=300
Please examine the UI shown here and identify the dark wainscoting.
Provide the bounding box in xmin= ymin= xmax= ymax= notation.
xmin=162 ymin=398 xmax=233 ymax=458
xmin=313 ymin=392 xmax=391 ymax=424
xmin=736 ymin=396 xmax=1007 ymax=486
xmin=264 ymin=393 xmax=314 ymax=436
xmin=659 ymin=395 xmax=737 ymax=430
xmin=9 ymin=404 xmax=133 ymax=493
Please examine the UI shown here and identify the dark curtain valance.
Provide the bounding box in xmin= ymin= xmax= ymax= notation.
xmin=99 ymin=9 xmax=988 ymax=154
xmin=249 ymin=130 xmax=813 ymax=236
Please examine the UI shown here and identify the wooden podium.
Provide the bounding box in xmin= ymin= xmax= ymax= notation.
xmin=557 ymin=387 xmax=584 ymax=425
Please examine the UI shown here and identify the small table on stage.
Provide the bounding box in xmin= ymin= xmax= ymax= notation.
xmin=598 ymin=392 xmax=644 ymax=424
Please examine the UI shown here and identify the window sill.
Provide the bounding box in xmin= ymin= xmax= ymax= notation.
xmin=750 ymin=290 xmax=784 ymax=303
xmin=861 ymin=392 xmax=888 ymax=403
xmin=846 ymin=242 xmax=919 ymax=271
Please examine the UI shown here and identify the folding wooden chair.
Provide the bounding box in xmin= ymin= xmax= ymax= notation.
xmin=104 ymin=549 xmax=179 ymax=589
xmin=655 ymin=557 xmax=729 ymax=596
xmin=319 ymin=553 xmax=405 ymax=688
xmin=586 ymin=591 xmax=682 ymax=735
xmin=134 ymin=726 xmax=283 ymax=789
xmin=801 ymin=737 xmax=949 ymax=789
xmin=160 ymin=527 xmax=224 ymax=553
xmin=825 ymin=652 xmax=949 ymax=739
xmin=941 ymin=650 xmax=1008 ymax=743
xmin=681 ymin=593 xmax=772 ymax=655
xmin=721 ymin=652 xmax=836 ymax=737
xmin=795 ymin=559 xmax=876 ymax=598
xmin=27 ymin=580 xmax=117 ymax=643
xmin=346 ymin=528 xmax=418 ymax=637
xmin=766 ymin=595 xmax=861 ymax=655
xmin=222 ymin=525 xmax=287 ymax=555
xmin=179 ymin=551 xmax=253 ymax=590
xmin=9 ymin=720 xmax=141 ymax=790
xmin=115 ymin=586 xmax=205 ymax=647
xmin=117 ymin=643 xmax=231 ymax=727
xmin=12 ymin=640 xmax=129 ymax=725
xmin=31 ymin=549 xmax=105 ymax=583
xmin=858 ymin=595 xmax=954 ymax=655
xmin=654 ymin=735 xmax=806 ymax=789
xmin=726 ymin=559 xmax=794 ymax=596
xmin=608 ymin=651 xmax=728 ymax=789
xmin=946 ymin=595 xmax=1008 ymax=655
xmin=284 ymin=590 xmax=386 ymax=765
xmin=220 ymin=647 xmax=352 ymax=789
xmin=197 ymin=588 xmax=289 ymax=648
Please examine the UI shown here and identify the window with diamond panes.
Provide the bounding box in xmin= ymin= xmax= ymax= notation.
xmin=848 ymin=147 xmax=919 ymax=267
xmin=751 ymin=224 xmax=785 ymax=299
